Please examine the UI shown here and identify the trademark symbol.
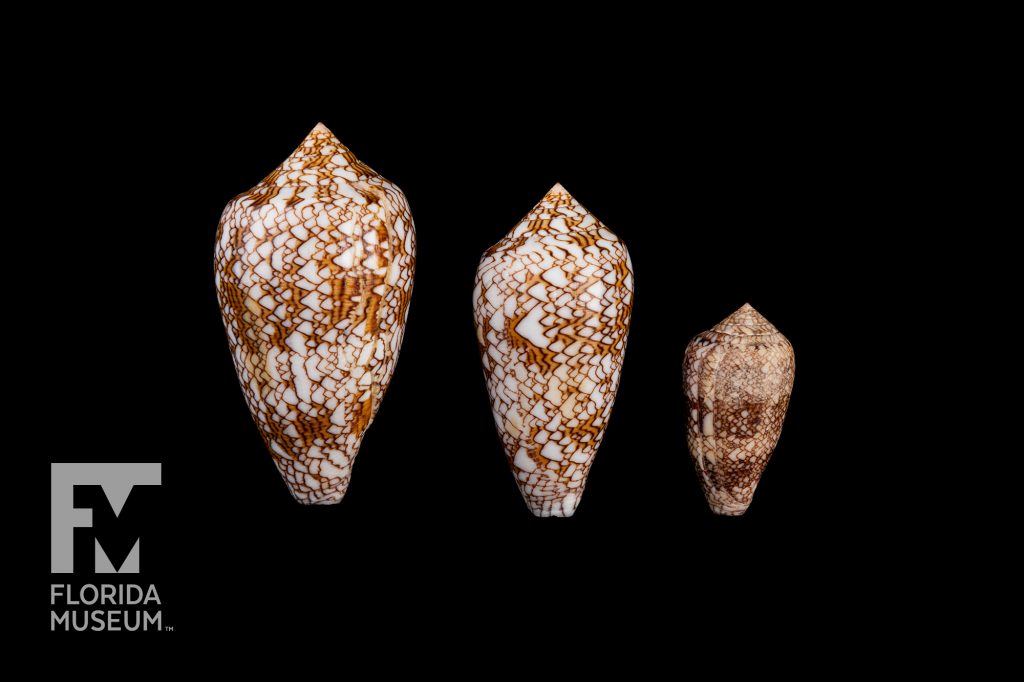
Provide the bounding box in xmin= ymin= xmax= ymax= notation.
xmin=164 ymin=626 xmax=174 ymax=632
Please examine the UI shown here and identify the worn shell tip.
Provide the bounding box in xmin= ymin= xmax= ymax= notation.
xmin=713 ymin=303 xmax=779 ymax=336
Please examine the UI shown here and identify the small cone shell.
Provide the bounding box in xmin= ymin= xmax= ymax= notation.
xmin=215 ymin=123 xmax=415 ymax=504
xmin=473 ymin=184 xmax=633 ymax=517
xmin=683 ymin=304 xmax=794 ymax=515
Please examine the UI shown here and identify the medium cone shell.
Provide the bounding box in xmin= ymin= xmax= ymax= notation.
xmin=683 ymin=304 xmax=794 ymax=515
xmin=214 ymin=123 xmax=415 ymax=504
xmin=473 ymin=184 xmax=633 ymax=517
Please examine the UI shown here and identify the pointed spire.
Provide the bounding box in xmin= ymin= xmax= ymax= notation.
xmin=301 ymin=122 xmax=348 ymax=151
xmin=280 ymin=122 xmax=351 ymax=171
xmin=502 ymin=181 xmax=612 ymax=241
xmin=713 ymin=303 xmax=779 ymax=336
xmin=541 ymin=182 xmax=578 ymax=205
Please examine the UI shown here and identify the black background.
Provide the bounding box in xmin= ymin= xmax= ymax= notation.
xmin=44 ymin=52 xmax=906 ymax=637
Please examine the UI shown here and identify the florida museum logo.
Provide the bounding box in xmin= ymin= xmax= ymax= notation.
xmin=50 ymin=463 xmax=166 ymax=632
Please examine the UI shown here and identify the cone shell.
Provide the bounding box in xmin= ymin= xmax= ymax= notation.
xmin=473 ymin=184 xmax=633 ymax=517
xmin=683 ymin=304 xmax=794 ymax=515
xmin=214 ymin=123 xmax=415 ymax=504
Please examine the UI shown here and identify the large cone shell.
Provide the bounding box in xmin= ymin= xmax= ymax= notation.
xmin=215 ymin=123 xmax=415 ymax=504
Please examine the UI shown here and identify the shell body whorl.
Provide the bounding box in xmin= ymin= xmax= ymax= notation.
xmin=473 ymin=184 xmax=633 ymax=517
xmin=684 ymin=304 xmax=794 ymax=515
xmin=214 ymin=123 xmax=415 ymax=504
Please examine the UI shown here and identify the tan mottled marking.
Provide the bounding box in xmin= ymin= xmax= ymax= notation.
xmin=684 ymin=304 xmax=794 ymax=515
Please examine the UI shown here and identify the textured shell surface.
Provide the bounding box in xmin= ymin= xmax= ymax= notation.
xmin=473 ymin=184 xmax=633 ymax=517
xmin=683 ymin=304 xmax=794 ymax=516
xmin=214 ymin=123 xmax=415 ymax=505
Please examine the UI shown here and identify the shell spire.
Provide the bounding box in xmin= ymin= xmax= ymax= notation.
xmin=277 ymin=122 xmax=355 ymax=172
xmin=215 ymin=124 xmax=416 ymax=504
xmin=712 ymin=302 xmax=779 ymax=336
xmin=683 ymin=304 xmax=794 ymax=515
xmin=473 ymin=185 xmax=634 ymax=517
